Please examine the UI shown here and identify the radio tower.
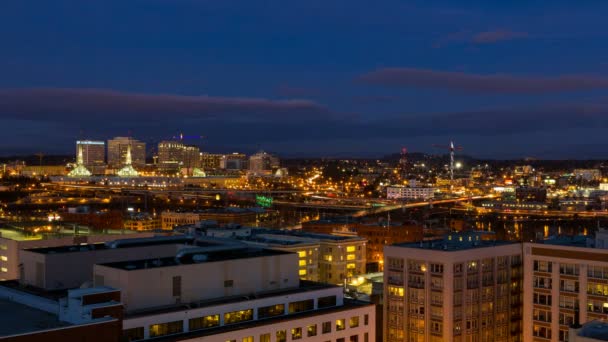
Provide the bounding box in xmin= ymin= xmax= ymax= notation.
xmin=432 ymin=141 xmax=463 ymax=182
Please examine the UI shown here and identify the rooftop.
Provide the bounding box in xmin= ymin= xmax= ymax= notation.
xmin=393 ymin=231 xmax=512 ymax=251
xmin=577 ymin=320 xmax=608 ymax=340
xmin=99 ymin=247 xmax=291 ymax=271
xmin=23 ymin=235 xmax=199 ymax=254
xmin=540 ymin=235 xmax=590 ymax=248
xmin=0 ymin=298 xmax=70 ymax=336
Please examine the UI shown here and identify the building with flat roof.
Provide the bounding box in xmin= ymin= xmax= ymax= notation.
xmin=77 ymin=140 xmax=105 ymax=167
xmin=0 ymin=228 xmax=155 ymax=281
xmin=523 ymin=238 xmax=608 ymax=342
xmin=107 ymin=137 xmax=146 ymax=168
xmin=19 ymin=235 xmax=198 ymax=290
xmin=386 ymin=186 xmax=435 ymax=200
xmin=161 ymin=208 xmax=266 ymax=230
xmin=197 ymin=225 xmax=367 ymax=284
xmin=384 ymin=231 xmax=523 ymax=342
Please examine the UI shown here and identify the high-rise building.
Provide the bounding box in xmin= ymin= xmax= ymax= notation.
xmin=383 ymin=231 xmax=523 ymax=342
xmin=157 ymin=140 xmax=184 ymax=173
xmin=221 ymin=152 xmax=248 ymax=170
xmin=200 ymin=152 xmax=223 ymax=170
xmin=76 ymin=140 xmax=105 ymax=166
xmin=523 ymin=234 xmax=608 ymax=342
xmin=249 ymin=151 xmax=280 ymax=175
xmin=182 ymin=144 xmax=200 ymax=170
xmin=107 ymin=137 xmax=146 ymax=168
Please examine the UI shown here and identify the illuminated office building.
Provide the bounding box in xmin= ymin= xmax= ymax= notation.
xmin=107 ymin=137 xmax=146 ymax=167
xmin=76 ymin=140 xmax=105 ymax=166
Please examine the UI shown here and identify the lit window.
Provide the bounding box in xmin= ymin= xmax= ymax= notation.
xmin=298 ymin=251 xmax=307 ymax=258
xmin=0 ymin=256 xmax=6 ymax=262
xmin=242 ymin=337 xmax=253 ymax=342
xmin=149 ymin=321 xmax=183 ymax=337
xmin=336 ymin=319 xmax=346 ymax=331
xmin=189 ymin=315 xmax=219 ymax=331
xmin=0 ymin=245 xmax=6 ymax=251
xmin=260 ymin=334 xmax=271 ymax=342
xmin=276 ymin=330 xmax=287 ymax=342
xmin=224 ymin=309 xmax=253 ymax=325
xmin=346 ymin=246 xmax=356 ymax=252
xmin=0 ymin=268 xmax=6 ymax=273
xmin=299 ymin=260 xmax=307 ymax=267
xmin=299 ymin=269 xmax=307 ymax=276
xmin=350 ymin=316 xmax=359 ymax=328
xmin=347 ymin=254 xmax=356 ymax=261
xmin=291 ymin=327 xmax=303 ymax=340
xmin=347 ymin=263 xmax=356 ymax=269
xmin=307 ymin=324 xmax=317 ymax=337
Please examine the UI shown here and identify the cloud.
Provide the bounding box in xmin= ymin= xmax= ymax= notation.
xmin=359 ymin=68 xmax=608 ymax=93
xmin=0 ymin=88 xmax=330 ymax=122
xmin=472 ymin=30 xmax=528 ymax=44
xmin=275 ymin=84 xmax=324 ymax=98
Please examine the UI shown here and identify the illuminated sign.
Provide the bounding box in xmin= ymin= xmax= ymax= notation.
xmin=256 ymin=195 xmax=273 ymax=208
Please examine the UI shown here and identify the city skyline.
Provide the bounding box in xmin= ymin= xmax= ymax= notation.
xmin=2 ymin=1 xmax=608 ymax=158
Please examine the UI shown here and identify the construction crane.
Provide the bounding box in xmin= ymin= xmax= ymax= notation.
xmin=432 ymin=141 xmax=463 ymax=182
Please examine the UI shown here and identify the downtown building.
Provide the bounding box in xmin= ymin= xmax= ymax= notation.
xmin=0 ymin=235 xmax=375 ymax=341
xmin=107 ymin=137 xmax=146 ymax=168
xmin=523 ymin=231 xmax=608 ymax=342
xmin=76 ymin=140 xmax=106 ymax=174
xmin=383 ymin=231 xmax=523 ymax=342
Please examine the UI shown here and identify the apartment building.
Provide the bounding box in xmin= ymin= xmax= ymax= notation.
xmin=383 ymin=231 xmax=523 ymax=342
xmin=523 ymin=237 xmax=608 ymax=342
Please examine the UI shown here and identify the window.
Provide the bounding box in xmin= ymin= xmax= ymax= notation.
xmin=298 ymin=251 xmax=307 ymax=258
xmin=224 ymin=309 xmax=253 ymax=324
xmin=260 ymin=333 xmax=271 ymax=342
xmin=347 ymin=246 xmax=356 ymax=252
xmin=430 ymin=263 xmax=443 ymax=274
xmin=336 ymin=319 xmax=346 ymax=331
xmin=307 ymin=324 xmax=317 ymax=337
xmin=588 ymin=282 xmax=608 ymax=296
xmin=258 ymin=304 xmax=284 ymax=318
xmin=291 ymin=327 xmax=302 ymax=340
xmin=276 ymin=330 xmax=287 ymax=342
xmin=149 ymin=321 xmax=183 ymax=337
xmin=350 ymin=335 xmax=359 ymax=342
xmin=189 ymin=315 xmax=219 ymax=330
xmin=318 ymin=295 xmax=337 ymax=308
xmin=242 ymin=337 xmax=253 ymax=342
xmin=322 ymin=321 xmax=332 ymax=334
xmin=299 ymin=269 xmax=307 ymax=276
xmin=0 ymin=245 xmax=6 ymax=251
xmin=289 ymin=299 xmax=314 ymax=313
xmin=347 ymin=254 xmax=356 ymax=260
xmin=364 ymin=314 xmax=369 ymax=325
xmin=388 ymin=257 xmax=404 ymax=269
xmin=533 ymin=276 xmax=552 ymax=289
xmin=559 ymin=295 xmax=578 ymax=309
xmin=533 ymin=260 xmax=552 ymax=273
xmin=533 ymin=293 xmax=552 ymax=306
xmin=559 ymin=263 xmax=579 ymax=275
xmin=388 ymin=285 xmax=404 ymax=297
xmin=123 ymin=327 xmax=144 ymax=341
xmin=0 ymin=256 xmax=7 ymax=261
xmin=364 ymin=333 xmax=369 ymax=342
xmin=533 ymin=325 xmax=551 ymax=339
xmin=533 ymin=309 xmax=552 ymax=322
xmin=0 ymin=267 xmax=6 ymax=273
xmin=560 ymin=279 xmax=579 ymax=293
xmin=172 ymin=276 xmax=181 ymax=297
xmin=350 ymin=316 xmax=359 ymax=328
xmin=224 ymin=280 xmax=234 ymax=287
xmin=299 ymin=260 xmax=307 ymax=266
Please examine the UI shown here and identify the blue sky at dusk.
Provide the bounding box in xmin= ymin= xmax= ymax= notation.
xmin=1 ymin=0 xmax=608 ymax=158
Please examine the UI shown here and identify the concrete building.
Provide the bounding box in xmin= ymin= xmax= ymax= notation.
xmin=123 ymin=214 xmax=161 ymax=231
xmin=158 ymin=140 xmax=185 ymax=173
xmin=523 ymin=238 xmax=608 ymax=342
xmin=19 ymin=235 xmax=196 ymax=290
xmin=161 ymin=208 xmax=265 ymax=230
xmin=515 ymin=186 xmax=547 ymax=203
xmin=221 ymin=152 xmax=248 ymax=170
xmin=249 ymin=151 xmax=279 ymax=175
xmin=93 ymin=245 xmax=376 ymax=341
xmin=0 ymin=228 xmax=155 ymax=281
xmin=107 ymin=137 xmax=146 ymax=168
xmin=76 ymin=140 xmax=105 ymax=167
xmin=384 ymin=231 xmax=523 ymax=342
xmin=199 ymin=153 xmax=224 ymax=170
xmin=574 ymin=169 xmax=602 ymax=182
xmin=386 ymin=186 xmax=435 ymax=200
xmin=197 ymin=225 xmax=367 ymax=284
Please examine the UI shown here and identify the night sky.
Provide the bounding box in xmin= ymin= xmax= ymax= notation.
xmin=1 ymin=1 xmax=608 ymax=159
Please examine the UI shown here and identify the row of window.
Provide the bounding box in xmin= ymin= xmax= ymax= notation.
xmin=228 ymin=333 xmax=368 ymax=342
xmin=124 ymin=311 xmax=368 ymax=341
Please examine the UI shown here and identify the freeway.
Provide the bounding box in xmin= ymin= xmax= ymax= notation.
xmin=450 ymin=206 xmax=608 ymax=219
xmin=351 ymin=194 xmax=497 ymax=217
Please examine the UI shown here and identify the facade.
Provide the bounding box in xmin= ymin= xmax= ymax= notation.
xmin=107 ymin=137 xmax=146 ymax=167
xmin=516 ymin=187 xmax=547 ymax=203
xmin=0 ymin=229 xmax=155 ymax=281
xmin=249 ymin=151 xmax=280 ymax=175
xmin=573 ymin=169 xmax=602 ymax=182
xmin=76 ymin=140 xmax=105 ymax=167
xmin=93 ymin=246 xmax=376 ymax=341
xmin=19 ymin=236 xmax=194 ymax=290
xmin=221 ymin=153 xmax=248 ymax=170
xmin=200 ymin=153 xmax=224 ymax=170
xmin=124 ymin=214 xmax=161 ymax=231
xmin=199 ymin=226 xmax=367 ymax=284
xmin=383 ymin=232 xmax=523 ymax=342
xmin=386 ymin=186 xmax=435 ymax=200
xmin=161 ymin=209 xmax=263 ymax=229
xmin=523 ymin=239 xmax=608 ymax=342
xmin=158 ymin=140 xmax=185 ymax=172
